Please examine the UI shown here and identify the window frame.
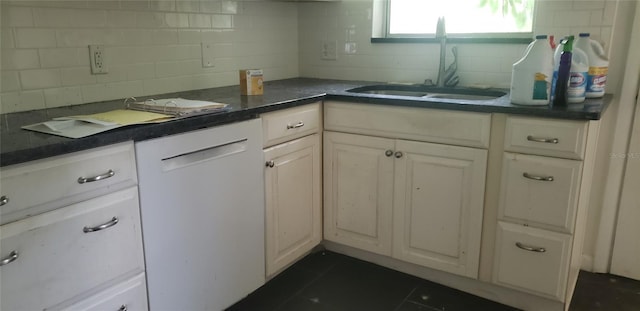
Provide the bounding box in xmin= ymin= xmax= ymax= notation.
xmin=379 ymin=0 xmax=535 ymax=43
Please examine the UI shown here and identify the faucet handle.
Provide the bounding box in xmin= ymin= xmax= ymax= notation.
xmin=436 ymin=16 xmax=446 ymax=38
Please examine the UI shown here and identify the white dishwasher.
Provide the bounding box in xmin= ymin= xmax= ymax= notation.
xmin=135 ymin=119 xmax=265 ymax=311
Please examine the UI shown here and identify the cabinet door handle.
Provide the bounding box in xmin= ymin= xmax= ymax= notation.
xmin=83 ymin=216 xmax=119 ymax=233
xmin=516 ymin=242 xmax=546 ymax=253
xmin=523 ymin=172 xmax=554 ymax=182
xmin=0 ymin=251 xmax=18 ymax=267
xmin=118 ymin=305 xmax=128 ymax=311
xmin=394 ymin=151 xmax=403 ymax=158
xmin=286 ymin=122 xmax=304 ymax=129
xmin=0 ymin=195 xmax=8 ymax=206
xmin=527 ymin=135 xmax=559 ymax=144
xmin=78 ymin=169 xmax=115 ymax=184
xmin=385 ymin=150 xmax=394 ymax=157
xmin=265 ymin=160 xmax=275 ymax=168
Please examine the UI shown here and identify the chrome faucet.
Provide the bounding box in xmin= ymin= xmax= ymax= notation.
xmin=435 ymin=16 xmax=447 ymax=87
xmin=425 ymin=17 xmax=459 ymax=87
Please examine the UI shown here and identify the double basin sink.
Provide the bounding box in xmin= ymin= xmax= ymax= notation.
xmin=347 ymin=84 xmax=507 ymax=101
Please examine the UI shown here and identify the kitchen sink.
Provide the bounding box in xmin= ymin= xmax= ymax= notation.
xmin=347 ymin=84 xmax=507 ymax=101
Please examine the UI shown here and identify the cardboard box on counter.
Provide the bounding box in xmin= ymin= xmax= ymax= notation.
xmin=240 ymin=69 xmax=263 ymax=95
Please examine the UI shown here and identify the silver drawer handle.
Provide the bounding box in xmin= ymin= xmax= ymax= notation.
xmin=286 ymin=121 xmax=304 ymax=129
xmin=118 ymin=305 xmax=128 ymax=311
xmin=78 ymin=169 xmax=115 ymax=184
xmin=523 ymin=172 xmax=554 ymax=182
xmin=0 ymin=251 xmax=19 ymax=267
xmin=0 ymin=195 xmax=8 ymax=206
xmin=516 ymin=242 xmax=546 ymax=253
xmin=83 ymin=217 xmax=119 ymax=233
xmin=527 ymin=135 xmax=559 ymax=144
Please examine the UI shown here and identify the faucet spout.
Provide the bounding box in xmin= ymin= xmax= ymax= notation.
xmin=436 ymin=16 xmax=446 ymax=87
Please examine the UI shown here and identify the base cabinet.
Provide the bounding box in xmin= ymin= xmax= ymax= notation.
xmin=324 ymin=131 xmax=486 ymax=277
xmin=264 ymin=134 xmax=322 ymax=276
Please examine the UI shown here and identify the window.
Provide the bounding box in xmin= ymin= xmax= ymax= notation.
xmin=386 ymin=0 xmax=535 ymax=38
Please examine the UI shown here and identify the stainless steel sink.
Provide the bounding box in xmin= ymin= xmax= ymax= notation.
xmin=347 ymin=85 xmax=506 ymax=101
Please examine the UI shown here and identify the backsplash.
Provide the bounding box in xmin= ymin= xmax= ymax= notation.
xmin=0 ymin=0 xmax=619 ymax=113
xmin=0 ymin=0 xmax=299 ymax=113
xmin=298 ymin=0 xmax=617 ymax=89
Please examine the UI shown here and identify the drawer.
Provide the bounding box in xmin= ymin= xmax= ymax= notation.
xmin=504 ymin=116 xmax=587 ymax=159
xmin=498 ymin=153 xmax=582 ymax=233
xmin=0 ymin=187 xmax=145 ymax=311
xmin=262 ymin=102 xmax=321 ymax=147
xmin=493 ymin=222 xmax=572 ymax=301
xmin=324 ymin=101 xmax=491 ymax=148
xmin=0 ymin=142 xmax=137 ymax=225
xmin=48 ymin=273 xmax=148 ymax=311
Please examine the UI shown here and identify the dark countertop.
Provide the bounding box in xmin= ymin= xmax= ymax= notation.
xmin=0 ymin=78 xmax=612 ymax=167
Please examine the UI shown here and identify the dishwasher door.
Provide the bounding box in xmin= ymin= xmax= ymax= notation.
xmin=135 ymin=119 xmax=265 ymax=311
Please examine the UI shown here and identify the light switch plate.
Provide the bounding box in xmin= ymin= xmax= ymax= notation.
xmin=202 ymin=42 xmax=215 ymax=68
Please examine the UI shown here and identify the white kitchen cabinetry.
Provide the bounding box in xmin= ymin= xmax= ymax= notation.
xmin=0 ymin=142 xmax=147 ymax=311
xmin=323 ymin=101 xmax=489 ymax=278
xmin=492 ymin=115 xmax=599 ymax=306
xmin=262 ymin=103 xmax=322 ymax=277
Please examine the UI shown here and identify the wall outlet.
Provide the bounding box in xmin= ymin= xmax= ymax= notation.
xmin=89 ymin=45 xmax=108 ymax=74
xmin=321 ymin=40 xmax=337 ymax=60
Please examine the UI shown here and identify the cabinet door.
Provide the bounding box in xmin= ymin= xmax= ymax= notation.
xmin=324 ymin=131 xmax=395 ymax=256
xmin=392 ymin=140 xmax=487 ymax=278
xmin=264 ymin=134 xmax=322 ymax=277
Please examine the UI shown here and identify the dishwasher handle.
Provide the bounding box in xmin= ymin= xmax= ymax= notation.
xmin=161 ymin=139 xmax=248 ymax=172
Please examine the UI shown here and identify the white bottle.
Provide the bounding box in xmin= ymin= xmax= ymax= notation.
xmin=553 ymin=45 xmax=589 ymax=103
xmin=574 ymin=33 xmax=609 ymax=98
xmin=511 ymin=35 xmax=554 ymax=105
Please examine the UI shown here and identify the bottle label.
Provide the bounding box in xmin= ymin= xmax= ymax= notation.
xmin=533 ymin=72 xmax=549 ymax=100
xmin=587 ymin=66 xmax=608 ymax=93
xmin=568 ymin=72 xmax=587 ymax=98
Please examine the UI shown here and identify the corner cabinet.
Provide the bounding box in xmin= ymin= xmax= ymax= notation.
xmin=323 ymin=101 xmax=490 ymax=278
xmin=262 ymin=102 xmax=323 ymax=277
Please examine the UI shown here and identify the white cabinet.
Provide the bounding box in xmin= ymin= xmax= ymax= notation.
xmin=492 ymin=115 xmax=599 ymax=305
xmin=262 ymin=103 xmax=322 ymax=277
xmin=323 ymin=101 xmax=489 ymax=278
xmin=0 ymin=142 xmax=146 ymax=311
xmin=393 ymin=140 xmax=487 ymax=278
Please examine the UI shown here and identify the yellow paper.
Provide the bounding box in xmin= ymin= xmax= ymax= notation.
xmin=66 ymin=109 xmax=172 ymax=126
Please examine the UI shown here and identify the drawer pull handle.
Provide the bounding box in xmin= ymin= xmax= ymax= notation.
xmin=523 ymin=172 xmax=554 ymax=182
xmin=83 ymin=217 xmax=119 ymax=233
xmin=118 ymin=305 xmax=128 ymax=311
xmin=0 ymin=251 xmax=18 ymax=267
xmin=385 ymin=150 xmax=394 ymax=157
xmin=394 ymin=151 xmax=403 ymax=158
xmin=286 ymin=122 xmax=305 ymax=129
xmin=78 ymin=169 xmax=115 ymax=184
xmin=266 ymin=160 xmax=275 ymax=168
xmin=527 ymin=135 xmax=559 ymax=144
xmin=516 ymin=242 xmax=546 ymax=253
xmin=0 ymin=195 xmax=8 ymax=206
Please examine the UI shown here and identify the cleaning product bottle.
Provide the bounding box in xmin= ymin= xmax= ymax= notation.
xmin=510 ymin=35 xmax=554 ymax=106
xmin=574 ymin=33 xmax=609 ymax=98
xmin=553 ymin=36 xmax=574 ymax=107
xmin=552 ymin=41 xmax=589 ymax=103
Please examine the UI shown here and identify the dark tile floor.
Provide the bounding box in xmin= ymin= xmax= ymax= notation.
xmin=228 ymin=250 xmax=640 ymax=311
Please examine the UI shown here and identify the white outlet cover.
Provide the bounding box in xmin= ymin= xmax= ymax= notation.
xmin=321 ymin=40 xmax=337 ymax=60
xmin=89 ymin=44 xmax=108 ymax=74
xmin=202 ymin=43 xmax=215 ymax=68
